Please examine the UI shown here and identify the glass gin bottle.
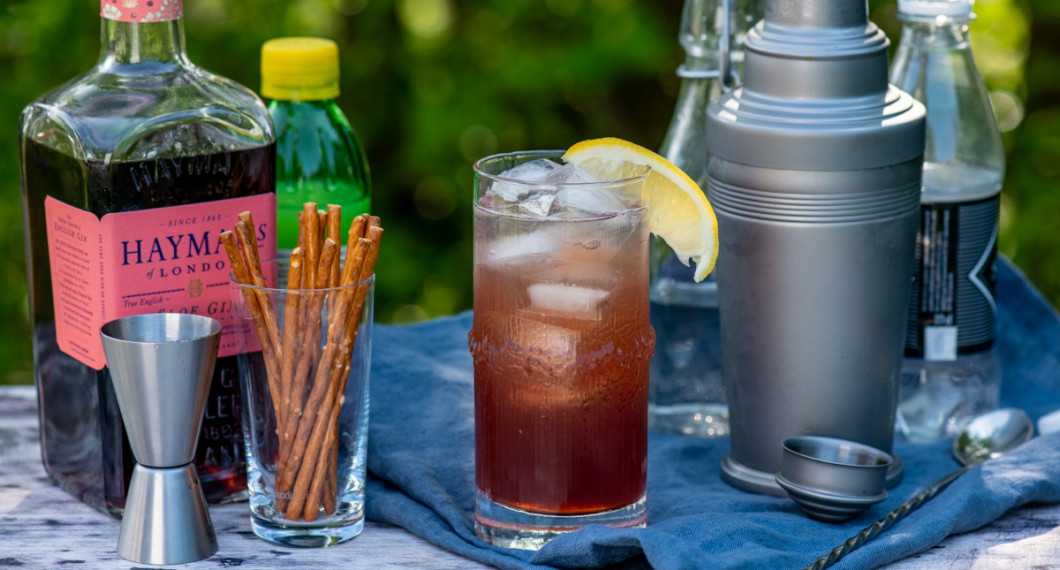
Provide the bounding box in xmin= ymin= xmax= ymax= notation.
xmin=890 ymin=0 xmax=1005 ymax=442
xmin=19 ymin=0 xmax=276 ymax=515
xmin=650 ymin=0 xmax=757 ymax=437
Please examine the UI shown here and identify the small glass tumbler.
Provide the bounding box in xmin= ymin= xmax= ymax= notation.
xmin=230 ymin=259 xmax=373 ymax=547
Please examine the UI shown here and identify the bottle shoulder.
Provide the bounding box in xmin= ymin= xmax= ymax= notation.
xmin=920 ymin=161 xmax=1003 ymax=202
xmin=890 ymin=36 xmax=1004 ymax=175
xmin=270 ymin=98 xmax=369 ymax=186
xmin=659 ymin=78 xmax=717 ymax=188
xmin=21 ymin=61 xmax=274 ymax=163
xmin=269 ymin=99 xmax=355 ymax=134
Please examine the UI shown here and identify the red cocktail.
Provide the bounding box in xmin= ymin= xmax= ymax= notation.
xmin=471 ymin=150 xmax=652 ymax=548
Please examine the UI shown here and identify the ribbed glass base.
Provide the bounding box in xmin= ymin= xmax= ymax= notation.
xmin=474 ymin=491 xmax=646 ymax=551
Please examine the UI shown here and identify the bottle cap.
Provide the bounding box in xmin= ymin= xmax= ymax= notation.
xmin=261 ymin=37 xmax=340 ymax=101
xmin=898 ymin=0 xmax=974 ymax=17
xmin=101 ymin=0 xmax=183 ymax=23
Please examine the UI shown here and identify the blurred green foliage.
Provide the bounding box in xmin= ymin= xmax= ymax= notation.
xmin=0 ymin=0 xmax=1055 ymax=385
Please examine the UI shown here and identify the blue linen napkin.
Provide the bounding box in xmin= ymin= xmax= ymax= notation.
xmin=364 ymin=257 xmax=1060 ymax=569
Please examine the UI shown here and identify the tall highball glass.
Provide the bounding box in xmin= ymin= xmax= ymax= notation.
xmin=470 ymin=150 xmax=653 ymax=550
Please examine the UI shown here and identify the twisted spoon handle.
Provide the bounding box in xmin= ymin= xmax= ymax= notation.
xmin=804 ymin=463 xmax=974 ymax=570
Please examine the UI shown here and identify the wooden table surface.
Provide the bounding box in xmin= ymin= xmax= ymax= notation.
xmin=2 ymin=385 xmax=1058 ymax=569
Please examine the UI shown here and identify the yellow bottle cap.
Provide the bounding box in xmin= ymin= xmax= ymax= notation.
xmin=261 ymin=37 xmax=340 ymax=101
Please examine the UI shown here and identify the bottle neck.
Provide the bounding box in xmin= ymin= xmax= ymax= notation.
xmin=682 ymin=52 xmax=720 ymax=73
xmin=271 ymin=98 xmax=336 ymax=107
xmin=898 ymin=14 xmax=971 ymax=50
xmin=99 ymin=17 xmax=189 ymax=67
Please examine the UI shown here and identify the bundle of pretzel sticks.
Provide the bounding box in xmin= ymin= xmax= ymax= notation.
xmin=222 ymin=204 xmax=382 ymax=522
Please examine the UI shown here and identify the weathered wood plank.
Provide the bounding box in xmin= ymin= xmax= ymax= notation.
xmin=883 ymin=504 xmax=1060 ymax=568
xmin=0 ymin=386 xmax=486 ymax=569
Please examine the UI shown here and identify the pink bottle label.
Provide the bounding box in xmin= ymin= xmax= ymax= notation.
xmin=45 ymin=194 xmax=276 ymax=370
xmin=101 ymin=0 xmax=182 ymax=23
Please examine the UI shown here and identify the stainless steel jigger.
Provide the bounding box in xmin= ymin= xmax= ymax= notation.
xmin=100 ymin=313 xmax=222 ymax=565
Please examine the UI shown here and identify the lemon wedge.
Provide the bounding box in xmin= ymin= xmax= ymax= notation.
xmin=563 ymin=137 xmax=718 ymax=282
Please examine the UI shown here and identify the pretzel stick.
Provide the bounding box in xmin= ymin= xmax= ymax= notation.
xmin=340 ymin=215 xmax=369 ymax=285
xmin=285 ymin=236 xmax=372 ymax=520
xmin=304 ymin=229 xmax=381 ymax=519
xmin=276 ymin=246 xmax=305 ymax=441
xmin=234 ymin=218 xmax=284 ymax=407
xmin=275 ymin=214 xmax=310 ymax=490
xmin=326 ymin=205 xmax=342 ymax=287
xmin=220 ymin=231 xmax=263 ymax=351
xmin=322 ymin=223 xmax=374 ymax=517
xmin=317 ymin=209 xmax=328 ymax=249
xmin=274 ymin=239 xmax=338 ymax=513
xmin=330 ymin=216 xmax=381 ymax=506
xmin=321 ymin=214 xmax=368 ymax=513
xmin=297 ymin=211 xmax=306 ymax=253
xmin=303 ymin=203 xmax=320 ymax=290
xmin=275 ymin=238 xmax=335 ymax=425
xmin=234 ymin=219 xmax=281 ymax=355
xmin=316 ymin=239 xmax=338 ymax=294
xmin=280 ymin=282 xmax=360 ymax=518
xmin=220 ymin=230 xmax=281 ymax=417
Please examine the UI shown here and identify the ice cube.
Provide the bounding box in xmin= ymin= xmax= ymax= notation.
xmin=509 ymin=310 xmax=579 ymax=357
xmin=526 ymin=283 xmax=610 ymax=321
xmin=484 ymin=230 xmax=556 ymax=266
xmin=502 ymin=158 xmax=564 ymax=182
xmin=492 ymin=158 xmax=563 ymax=202
xmin=518 ymin=192 xmax=557 ymax=217
xmin=555 ymin=185 xmax=629 ymax=216
xmin=545 ymin=163 xmax=594 ymax=185
xmin=536 ymin=256 xmax=619 ymax=291
xmin=478 ymin=188 xmax=519 ymax=214
xmin=499 ymin=312 xmax=582 ymax=406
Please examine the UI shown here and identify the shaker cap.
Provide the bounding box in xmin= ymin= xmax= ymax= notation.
xmin=706 ymin=0 xmax=925 ymax=171
xmin=898 ymin=0 xmax=974 ymax=17
xmin=261 ymin=37 xmax=340 ymax=101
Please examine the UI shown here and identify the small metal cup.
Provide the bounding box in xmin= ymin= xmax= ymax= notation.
xmin=101 ymin=313 xmax=221 ymax=565
xmin=776 ymin=436 xmax=892 ymax=522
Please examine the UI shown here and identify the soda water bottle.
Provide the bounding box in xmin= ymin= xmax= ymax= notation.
xmin=19 ymin=1 xmax=276 ymax=514
xmin=261 ymin=37 xmax=371 ymax=255
xmin=650 ymin=0 xmax=756 ymax=437
xmin=890 ymin=0 xmax=1005 ymax=442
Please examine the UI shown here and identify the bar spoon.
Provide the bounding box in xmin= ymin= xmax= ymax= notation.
xmin=806 ymin=407 xmax=1034 ymax=570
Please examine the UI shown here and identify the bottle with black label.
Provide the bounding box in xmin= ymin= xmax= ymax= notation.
xmin=890 ymin=0 xmax=1005 ymax=442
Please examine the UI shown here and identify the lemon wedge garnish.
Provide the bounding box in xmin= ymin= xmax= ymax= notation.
xmin=563 ymin=137 xmax=718 ymax=282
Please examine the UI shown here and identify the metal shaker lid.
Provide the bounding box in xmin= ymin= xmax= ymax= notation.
xmin=706 ymin=0 xmax=925 ymax=171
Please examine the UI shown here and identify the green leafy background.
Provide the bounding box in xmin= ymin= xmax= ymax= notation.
xmin=0 ymin=0 xmax=1053 ymax=385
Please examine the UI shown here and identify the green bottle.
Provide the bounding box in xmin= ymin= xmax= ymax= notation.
xmin=261 ymin=37 xmax=371 ymax=253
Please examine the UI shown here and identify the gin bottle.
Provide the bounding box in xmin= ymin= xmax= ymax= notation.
xmin=650 ymin=0 xmax=756 ymax=437
xmin=19 ymin=0 xmax=276 ymax=514
xmin=890 ymin=0 xmax=1005 ymax=442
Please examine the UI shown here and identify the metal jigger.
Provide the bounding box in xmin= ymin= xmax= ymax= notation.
xmin=100 ymin=313 xmax=222 ymax=565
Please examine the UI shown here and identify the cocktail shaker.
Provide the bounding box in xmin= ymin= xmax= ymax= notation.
xmin=705 ymin=0 xmax=925 ymax=495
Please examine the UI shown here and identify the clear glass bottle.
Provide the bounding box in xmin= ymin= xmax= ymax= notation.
xmin=889 ymin=0 xmax=1005 ymax=442
xmin=261 ymin=37 xmax=371 ymax=255
xmin=649 ymin=0 xmax=757 ymax=437
xmin=19 ymin=1 xmax=275 ymax=515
